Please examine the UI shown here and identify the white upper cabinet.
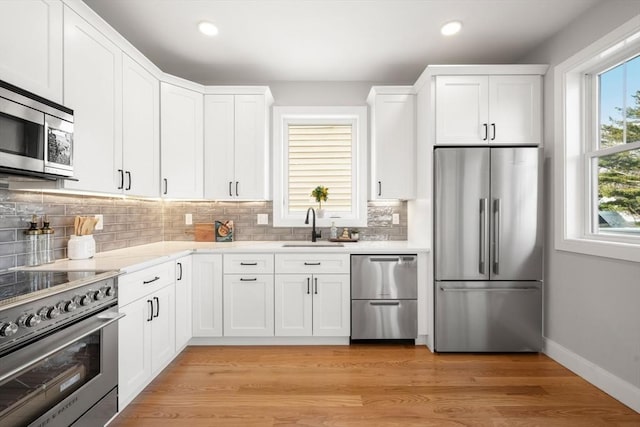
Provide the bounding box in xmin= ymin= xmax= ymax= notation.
xmin=435 ymin=75 xmax=541 ymax=145
xmin=161 ymin=82 xmax=204 ymax=199
xmin=122 ymin=54 xmax=160 ymax=197
xmin=204 ymin=90 xmax=272 ymax=200
xmin=368 ymin=88 xmax=416 ymax=199
xmin=0 ymin=0 xmax=63 ymax=103
xmin=63 ymin=6 xmax=123 ymax=193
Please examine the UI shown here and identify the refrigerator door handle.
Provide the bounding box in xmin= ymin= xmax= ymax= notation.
xmin=493 ymin=198 xmax=501 ymax=275
xmin=479 ymin=198 xmax=487 ymax=275
xmin=440 ymin=287 xmax=539 ymax=292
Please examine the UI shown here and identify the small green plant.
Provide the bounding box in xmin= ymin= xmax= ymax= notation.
xmin=311 ymin=186 xmax=329 ymax=209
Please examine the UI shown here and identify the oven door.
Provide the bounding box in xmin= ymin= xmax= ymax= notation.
xmin=0 ymin=309 xmax=123 ymax=427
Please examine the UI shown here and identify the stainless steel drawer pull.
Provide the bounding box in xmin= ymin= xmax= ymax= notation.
xmin=240 ymin=278 xmax=257 ymax=281
xmin=304 ymin=262 xmax=321 ymax=266
xmin=240 ymin=262 xmax=258 ymax=266
xmin=369 ymin=301 xmax=401 ymax=306
xmin=440 ymin=287 xmax=539 ymax=292
xmin=143 ymin=276 xmax=160 ymax=285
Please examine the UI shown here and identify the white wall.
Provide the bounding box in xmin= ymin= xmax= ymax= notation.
xmin=520 ymin=0 xmax=640 ymax=409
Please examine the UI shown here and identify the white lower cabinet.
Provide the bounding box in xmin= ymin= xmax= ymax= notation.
xmin=118 ymin=262 xmax=176 ymax=410
xmin=274 ymin=254 xmax=350 ymax=337
xmin=275 ymin=274 xmax=350 ymax=337
xmin=223 ymin=274 xmax=274 ymax=336
xmin=192 ymin=254 xmax=223 ymax=337
xmin=175 ymin=255 xmax=192 ymax=350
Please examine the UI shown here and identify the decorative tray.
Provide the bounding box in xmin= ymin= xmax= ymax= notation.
xmin=328 ymin=238 xmax=359 ymax=243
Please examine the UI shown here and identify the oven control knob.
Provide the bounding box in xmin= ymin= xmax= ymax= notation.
xmin=88 ymin=289 xmax=105 ymax=301
xmin=57 ymin=300 xmax=77 ymax=313
xmin=102 ymin=285 xmax=115 ymax=297
xmin=38 ymin=306 xmax=61 ymax=320
xmin=73 ymin=294 xmax=91 ymax=306
xmin=18 ymin=314 xmax=41 ymax=328
xmin=0 ymin=322 xmax=18 ymax=337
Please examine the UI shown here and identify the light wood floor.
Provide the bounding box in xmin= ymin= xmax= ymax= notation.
xmin=111 ymin=345 xmax=640 ymax=426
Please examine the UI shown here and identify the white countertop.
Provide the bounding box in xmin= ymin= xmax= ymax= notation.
xmin=28 ymin=240 xmax=429 ymax=274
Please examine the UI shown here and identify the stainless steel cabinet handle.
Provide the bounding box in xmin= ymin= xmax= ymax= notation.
xmin=369 ymin=301 xmax=400 ymax=306
xmin=314 ymin=277 xmax=318 ymax=294
xmin=491 ymin=123 xmax=496 ymax=141
xmin=304 ymin=262 xmax=321 ymax=266
xmin=177 ymin=262 xmax=183 ymax=281
xmin=483 ymin=123 xmax=488 ymax=141
xmin=240 ymin=262 xmax=258 ymax=266
xmin=240 ymin=277 xmax=257 ymax=281
xmin=479 ymin=198 xmax=487 ymax=275
xmin=378 ymin=181 xmax=382 ymax=197
xmin=440 ymin=287 xmax=538 ymax=292
xmin=235 ymin=181 xmax=239 ymax=197
xmin=493 ymin=199 xmax=501 ymax=275
xmin=126 ymin=171 xmax=132 ymax=191
xmin=143 ymin=276 xmax=160 ymax=285
xmin=163 ymin=178 xmax=168 ymax=195
xmin=307 ymin=277 xmax=310 ymax=294
xmin=147 ymin=300 xmax=153 ymax=322
xmin=153 ymin=296 xmax=159 ymax=318
xmin=228 ymin=181 xmax=233 ymax=197
xmin=117 ymin=169 xmax=124 ymax=190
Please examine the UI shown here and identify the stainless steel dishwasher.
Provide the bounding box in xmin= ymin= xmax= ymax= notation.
xmin=351 ymin=254 xmax=417 ymax=340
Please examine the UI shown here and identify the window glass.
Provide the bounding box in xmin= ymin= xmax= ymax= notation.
xmin=626 ymin=55 xmax=640 ymax=144
xmin=287 ymin=124 xmax=352 ymax=214
xmin=599 ymin=63 xmax=624 ymax=147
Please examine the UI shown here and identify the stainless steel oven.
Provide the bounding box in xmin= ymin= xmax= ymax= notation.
xmin=0 ymin=270 xmax=121 ymax=427
xmin=0 ymin=79 xmax=74 ymax=180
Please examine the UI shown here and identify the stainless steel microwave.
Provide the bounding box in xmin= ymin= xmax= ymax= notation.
xmin=0 ymin=79 xmax=74 ymax=180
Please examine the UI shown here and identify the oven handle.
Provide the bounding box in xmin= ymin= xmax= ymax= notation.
xmin=0 ymin=309 xmax=124 ymax=384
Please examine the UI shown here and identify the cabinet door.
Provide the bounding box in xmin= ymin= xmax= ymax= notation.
xmin=223 ymin=275 xmax=274 ymax=336
xmin=274 ymin=274 xmax=312 ymax=336
xmin=204 ymin=94 xmax=235 ymax=199
xmin=435 ymin=76 xmax=488 ymax=145
xmin=150 ymin=284 xmax=176 ymax=373
xmin=175 ymin=256 xmax=192 ymax=350
xmin=118 ymin=297 xmax=152 ymax=410
xmin=63 ymin=6 xmax=122 ymax=193
xmin=0 ymin=0 xmax=63 ymax=103
xmin=312 ymin=274 xmax=350 ymax=336
xmin=488 ymin=76 xmax=541 ymax=145
xmin=234 ymin=94 xmax=268 ymax=199
xmin=122 ymin=54 xmax=159 ymax=197
xmin=160 ymin=82 xmax=203 ymax=198
xmin=192 ymin=254 xmax=223 ymax=337
xmin=372 ymin=94 xmax=415 ymax=199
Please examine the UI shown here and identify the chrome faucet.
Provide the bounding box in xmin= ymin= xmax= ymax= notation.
xmin=305 ymin=207 xmax=321 ymax=242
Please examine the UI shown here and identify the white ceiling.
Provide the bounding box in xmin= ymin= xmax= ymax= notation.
xmin=83 ymin=0 xmax=601 ymax=85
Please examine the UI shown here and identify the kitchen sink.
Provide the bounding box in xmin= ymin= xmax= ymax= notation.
xmin=281 ymin=243 xmax=344 ymax=248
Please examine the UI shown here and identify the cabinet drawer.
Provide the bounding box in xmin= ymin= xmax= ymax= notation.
xmin=224 ymin=254 xmax=274 ymax=274
xmin=119 ymin=262 xmax=175 ymax=306
xmin=275 ymin=254 xmax=350 ymax=274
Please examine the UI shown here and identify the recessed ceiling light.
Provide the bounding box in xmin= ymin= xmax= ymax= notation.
xmin=441 ymin=21 xmax=462 ymax=36
xmin=198 ymin=21 xmax=219 ymax=37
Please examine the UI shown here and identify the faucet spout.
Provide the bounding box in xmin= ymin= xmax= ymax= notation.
xmin=305 ymin=208 xmax=321 ymax=242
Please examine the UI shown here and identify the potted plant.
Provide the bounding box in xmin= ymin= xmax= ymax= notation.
xmin=311 ymin=185 xmax=329 ymax=217
xmin=350 ymin=228 xmax=360 ymax=240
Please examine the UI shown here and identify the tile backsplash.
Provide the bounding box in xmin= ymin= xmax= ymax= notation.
xmin=0 ymin=188 xmax=406 ymax=270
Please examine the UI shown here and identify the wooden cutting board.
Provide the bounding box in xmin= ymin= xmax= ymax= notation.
xmin=194 ymin=223 xmax=215 ymax=242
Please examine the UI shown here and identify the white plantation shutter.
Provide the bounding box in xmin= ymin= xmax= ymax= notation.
xmin=287 ymin=124 xmax=353 ymax=214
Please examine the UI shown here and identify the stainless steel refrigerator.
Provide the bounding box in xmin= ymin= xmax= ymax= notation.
xmin=434 ymin=147 xmax=542 ymax=352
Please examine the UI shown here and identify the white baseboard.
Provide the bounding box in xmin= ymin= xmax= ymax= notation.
xmin=544 ymin=338 xmax=640 ymax=413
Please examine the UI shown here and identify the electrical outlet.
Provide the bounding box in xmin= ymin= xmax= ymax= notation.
xmin=185 ymin=213 xmax=193 ymax=225
xmin=392 ymin=213 xmax=400 ymax=225
xmin=94 ymin=214 xmax=104 ymax=230
xmin=257 ymin=213 xmax=268 ymax=225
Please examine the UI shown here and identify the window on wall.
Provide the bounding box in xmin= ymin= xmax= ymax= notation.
xmin=273 ymin=106 xmax=367 ymax=227
xmin=555 ymin=17 xmax=640 ymax=262
xmin=589 ymin=54 xmax=640 ymax=236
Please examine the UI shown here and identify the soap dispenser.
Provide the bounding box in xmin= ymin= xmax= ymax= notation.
xmin=24 ymin=215 xmax=42 ymax=267
xmin=40 ymin=215 xmax=55 ymax=264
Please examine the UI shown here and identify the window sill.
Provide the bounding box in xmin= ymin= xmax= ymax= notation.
xmin=556 ymin=236 xmax=640 ymax=263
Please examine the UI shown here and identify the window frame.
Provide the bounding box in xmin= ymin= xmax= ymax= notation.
xmin=272 ymin=106 xmax=368 ymax=227
xmin=555 ymin=15 xmax=640 ymax=262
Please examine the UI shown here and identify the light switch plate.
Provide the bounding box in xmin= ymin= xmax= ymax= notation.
xmin=257 ymin=213 xmax=268 ymax=225
xmin=185 ymin=213 xmax=193 ymax=225
xmin=94 ymin=214 xmax=104 ymax=230
xmin=392 ymin=213 xmax=400 ymax=225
